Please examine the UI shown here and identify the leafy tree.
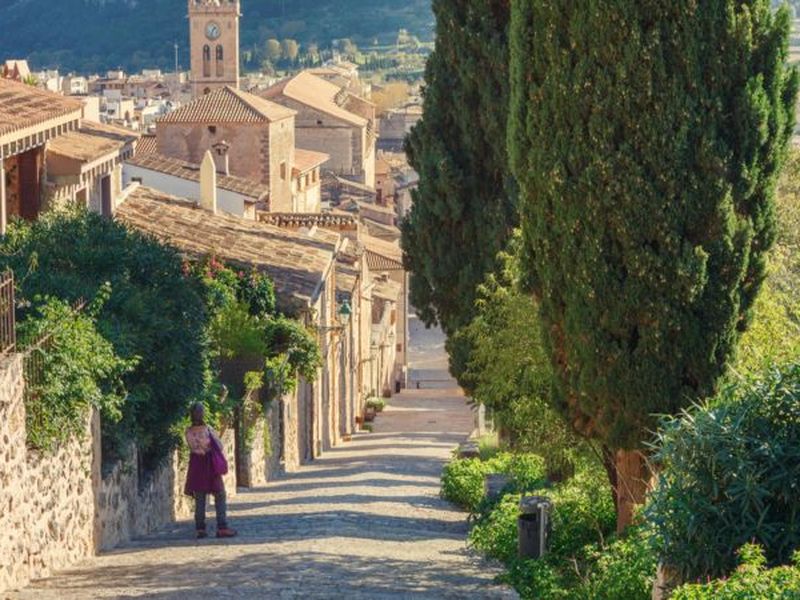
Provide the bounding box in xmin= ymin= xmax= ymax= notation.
xmin=402 ymin=0 xmax=517 ymax=344
xmin=0 ymin=209 xmax=211 ymax=469
xmin=281 ymin=39 xmax=300 ymax=62
xmin=736 ymin=149 xmax=800 ymax=374
xmin=461 ymin=233 xmax=580 ymax=478
xmin=509 ymin=0 xmax=798 ymax=530
xmin=264 ymin=38 xmax=282 ymax=61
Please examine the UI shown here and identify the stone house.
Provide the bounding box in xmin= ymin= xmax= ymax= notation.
xmin=259 ymin=71 xmax=377 ymax=188
xmin=155 ymin=86 xmax=327 ymax=213
xmin=0 ymin=78 xmax=84 ymax=235
xmin=46 ymin=121 xmax=138 ymax=216
xmin=361 ymin=233 xmax=409 ymax=390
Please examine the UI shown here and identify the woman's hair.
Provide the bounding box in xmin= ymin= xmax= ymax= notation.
xmin=190 ymin=402 xmax=205 ymax=426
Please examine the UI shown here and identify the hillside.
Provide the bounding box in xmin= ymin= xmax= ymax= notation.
xmin=2 ymin=0 xmax=434 ymax=74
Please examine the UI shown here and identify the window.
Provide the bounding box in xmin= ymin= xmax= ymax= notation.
xmin=280 ymin=162 xmax=287 ymax=180
xmin=131 ymin=177 xmax=143 ymax=184
xmin=216 ymin=45 xmax=224 ymax=77
xmin=203 ymin=45 xmax=211 ymax=78
xmin=208 ymin=125 xmax=217 ymax=135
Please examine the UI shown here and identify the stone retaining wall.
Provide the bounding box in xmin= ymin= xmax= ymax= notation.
xmin=238 ymin=402 xmax=283 ymax=488
xmin=0 ymin=352 xmax=238 ymax=594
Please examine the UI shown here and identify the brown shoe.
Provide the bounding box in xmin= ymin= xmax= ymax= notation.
xmin=216 ymin=527 xmax=237 ymax=538
xmin=196 ymin=530 xmax=208 ymax=539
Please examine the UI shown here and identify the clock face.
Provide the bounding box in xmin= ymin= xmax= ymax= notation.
xmin=206 ymin=22 xmax=221 ymax=40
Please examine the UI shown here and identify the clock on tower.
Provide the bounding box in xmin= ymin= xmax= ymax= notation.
xmin=188 ymin=0 xmax=241 ymax=97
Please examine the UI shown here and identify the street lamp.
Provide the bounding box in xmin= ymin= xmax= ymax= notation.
xmin=317 ymin=300 xmax=353 ymax=333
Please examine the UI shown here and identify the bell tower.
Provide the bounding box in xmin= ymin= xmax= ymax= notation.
xmin=188 ymin=0 xmax=241 ymax=97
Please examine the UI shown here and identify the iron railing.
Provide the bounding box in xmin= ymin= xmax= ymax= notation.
xmin=0 ymin=271 xmax=15 ymax=356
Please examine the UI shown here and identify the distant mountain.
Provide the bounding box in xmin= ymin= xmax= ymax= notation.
xmin=2 ymin=0 xmax=434 ymax=74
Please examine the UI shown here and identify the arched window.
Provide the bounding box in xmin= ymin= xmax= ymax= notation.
xmin=202 ymin=45 xmax=211 ymax=78
xmin=216 ymin=45 xmax=224 ymax=77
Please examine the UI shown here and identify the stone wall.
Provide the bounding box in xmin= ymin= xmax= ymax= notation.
xmin=95 ymin=426 xmax=236 ymax=551
xmin=237 ymin=402 xmax=283 ymax=487
xmin=0 ymin=351 xmax=238 ymax=595
xmin=0 ymin=354 xmax=97 ymax=593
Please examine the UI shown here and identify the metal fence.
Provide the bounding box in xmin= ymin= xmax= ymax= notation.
xmin=0 ymin=271 xmax=15 ymax=356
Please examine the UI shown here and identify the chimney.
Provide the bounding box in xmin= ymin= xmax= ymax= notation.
xmin=212 ymin=140 xmax=230 ymax=176
xmin=200 ymin=150 xmax=218 ymax=214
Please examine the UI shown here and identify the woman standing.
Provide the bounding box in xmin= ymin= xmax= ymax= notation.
xmin=184 ymin=403 xmax=237 ymax=539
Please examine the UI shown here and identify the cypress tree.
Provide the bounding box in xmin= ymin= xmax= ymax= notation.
xmin=509 ymin=0 xmax=798 ymax=530
xmin=403 ymin=0 xmax=516 ymax=337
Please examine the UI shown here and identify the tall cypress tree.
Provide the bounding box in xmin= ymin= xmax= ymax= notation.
xmin=403 ymin=0 xmax=516 ymax=337
xmin=509 ymin=0 xmax=798 ymax=530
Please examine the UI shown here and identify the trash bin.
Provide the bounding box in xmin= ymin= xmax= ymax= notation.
xmin=518 ymin=496 xmax=552 ymax=559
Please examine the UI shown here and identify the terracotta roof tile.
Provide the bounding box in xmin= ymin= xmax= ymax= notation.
xmin=159 ymin=86 xmax=295 ymax=124
xmin=48 ymin=121 xmax=139 ymax=163
xmin=293 ymin=148 xmax=329 ymax=173
xmin=126 ymin=153 xmax=270 ymax=201
xmin=0 ymin=78 xmax=83 ymax=138
xmin=260 ymin=72 xmax=367 ymax=127
xmin=117 ymin=186 xmax=339 ymax=309
xmin=136 ymin=134 xmax=158 ymax=155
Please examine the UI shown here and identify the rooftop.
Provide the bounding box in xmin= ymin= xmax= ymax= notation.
xmin=48 ymin=121 xmax=139 ymax=163
xmin=260 ymin=72 xmax=368 ymax=128
xmin=360 ymin=233 xmax=404 ymax=272
xmin=0 ymin=78 xmax=83 ymax=140
xmin=116 ymin=186 xmax=340 ymax=310
xmin=136 ymin=134 xmax=158 ymax=155
xmin=258 ymin=212 xmax=358 ymax=230
xmin=293 ymin=148 xmax=330 ymax=174
xmin=159 ymin=86 xmax=295 ymax=125
xmin=126 ymin=153 xmax=270 ymax=201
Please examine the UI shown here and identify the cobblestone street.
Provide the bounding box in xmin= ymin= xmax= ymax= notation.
xmin=7 ymin=318 xmax=515 ymax=599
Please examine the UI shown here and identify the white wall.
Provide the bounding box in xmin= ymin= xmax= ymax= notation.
xmin=123 ymin=164 xmax=248 ymax=217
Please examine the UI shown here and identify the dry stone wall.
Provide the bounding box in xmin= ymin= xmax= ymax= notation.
xmin=0 ymin=354 xmax=96 ymax=593
xmin=0 ymin=352 xmax=238 ymax=595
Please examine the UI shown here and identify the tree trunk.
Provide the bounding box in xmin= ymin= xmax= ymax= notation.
xmin=614 ymin=449 xmax=651 ymax=534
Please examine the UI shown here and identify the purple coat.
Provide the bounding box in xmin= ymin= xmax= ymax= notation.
xmin=184 ymin=426 xmax=225 ymax=496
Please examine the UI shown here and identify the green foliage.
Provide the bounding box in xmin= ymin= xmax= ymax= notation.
xmin=647 ymin=363 xmax=800 ymax=580
xmin=441 ymin=453 xmax=546 ymax=513
xmin=210 ymin=301 xmax=267 ymax=360
xmin=672 ymin=545 xmax=800 ymax=600
xmin=365 ymin=397 xmax=387 ymax=412
xmin=19 ymin=295 xmax=134 ymax=451
xmin=577 ymin=527 xmax=658 ymax=600
xmin=441 ymin=457 xmax=497 ymax=513
xmin=403 ymin=0 xmax=516 ymax=336
xmin=0 ymin=209 xmax=210 ymax=468
xmin=467 ymin=460 xmax=626 ymax=600
xmin=509 ymin=0 xmax=799 ymax=456
xmin=461 ymin=234 xmax=584 ymax=476
xmin=264 ymin=316 xmax=322 ymax=384
xmin=736 ymin=149 xmax=800 ymax=374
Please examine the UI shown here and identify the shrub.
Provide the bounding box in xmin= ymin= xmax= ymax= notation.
xmin=577 ymin=526 xmax=657 ymax=600
xmin=366 ymin=397 xmax=387 ymax=412
xmin=441 ymin=452 xmax=545 ymax=513
xmin=470 ymin=492 xmax=522 ymax=563
xmin=672 ymin=545 xmax=800 ymax=600
xmin=19 ymin=295 xmax=134 ymax=451
xmin=441 ymin=458 xmax=490 ymax=513
xmin=647 ymin=364 xmax=800 ymax=580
